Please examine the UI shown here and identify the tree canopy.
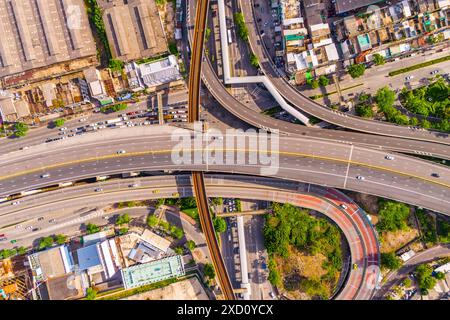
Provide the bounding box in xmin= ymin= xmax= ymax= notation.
xmin=373 ymin=53 xmax=385 ymax=65
xmin=376 ymin=200 xmax=410 ymax=233
xmin=381 ymin=252 xmax=402 ymax=270
xmin=14 ymin=122 xmax=29 ymax=137
xmin=203 ymin=263 xmax=216 ymax=279
xmin=86 ymin=223 xmax=100 ymax=234
xmin=115 ymin=213 xmax=131 ymax=226
xmin=54 ymin=119 xmax=65 ymax=127
xmin=213 ymin=216 xmax=227 ymax=233
xmin=416 ymin=264 xmax=437 ymax=292
xmin=347 ymin=64 xmax=366 ymax=78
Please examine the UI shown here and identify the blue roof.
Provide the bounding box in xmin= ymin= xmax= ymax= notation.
xmin=77 ymin=245 xmax=101 ymax=270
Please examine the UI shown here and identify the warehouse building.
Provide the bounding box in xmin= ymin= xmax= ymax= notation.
xmin=98 ymin=0 xmax=168 ymax=62
xmin=0 ymin=0 xmax=96 ymax=79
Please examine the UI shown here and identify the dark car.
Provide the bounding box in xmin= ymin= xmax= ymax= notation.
xmin=431 ymin=173 xmax=440 ymax=178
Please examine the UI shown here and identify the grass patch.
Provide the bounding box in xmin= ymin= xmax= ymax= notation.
xmin=182 ymin=207 xmax=199 ymax=221
xmin=388 ymin=55 xmax=450 ymax=77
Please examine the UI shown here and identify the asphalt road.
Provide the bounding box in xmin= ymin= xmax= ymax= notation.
xmin=0 ymin=127 xmax=449 ymax=213
xmin=239 ymin=0 xmax=450 ymax=143
xmin=373 ymin=244 xmax=450 ymax=300
xmin=182 ymin=2 xmax=450 ymax=160
xmin=0 ymin=173 xmax=378 ymax=300
xmin=0 ymin=91 xmax=188 ymax=154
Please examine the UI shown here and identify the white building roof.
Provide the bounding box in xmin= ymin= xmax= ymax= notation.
xmin=400 ymin=250 xmax=415 ymax=262
xmin=137 ymin=55 xmax=182 ymax=87
xmin=325 ymin=43 xmax=339 ymax=61
xmin=283 ymin=17 xmax=304 ymax=26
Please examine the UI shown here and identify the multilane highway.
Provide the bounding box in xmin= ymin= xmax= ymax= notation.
xmin=183 ymin=0 xmax=450 ymax=160
xmin=0 ymin=127 xmax=449 ymax=214
xmin=0 ymin=174 xmax=379 ymax=300
xmin=240 ymin=0 xmax=450 ymax=144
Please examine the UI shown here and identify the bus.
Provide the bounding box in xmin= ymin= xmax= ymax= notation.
xmin=227 ymin=29 xmax=233 ymax=44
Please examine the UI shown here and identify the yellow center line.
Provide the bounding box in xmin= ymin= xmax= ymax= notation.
xmin=0 ymin=148 xmax=448 ymax=189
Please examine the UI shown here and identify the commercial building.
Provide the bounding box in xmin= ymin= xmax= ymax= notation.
xmin=98 ymin=0 xmax=168 ymax=62
xmin=0 ymin=0 xmax=96 ymax=80
xmin=121 ymin=255 xmax=185 ymax=290
xmin=334 ymin=0 xmax=383 ymax=14
xmin=28 ymin=246 xmax=74 ymax=282
xmin=0 ymin=92 xmax=30 ymax=122
xmin=125 ymin=55 xmax=183 ymax=91
xmin=128 ymin=229 xmax=172 ymax=264
xmin=76 ymin=238 xmax=121 ymax=280
xmin=83 ymin=67 xmax=114 ymax=105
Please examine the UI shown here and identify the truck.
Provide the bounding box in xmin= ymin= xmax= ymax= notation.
xmin=106 ymin=118 xmax=122 ymax=125
xmin=0 ymin=197 xmax=9 ymax=203
xmin=228 ymin=29 xmax=233 ymax=44
xmin=96 ymin=176 xmax=110 ymax=181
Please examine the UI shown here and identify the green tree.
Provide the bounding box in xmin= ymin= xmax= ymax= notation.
xmin=38 ymin=237 xmax=54 ymax=250
xmin=267 ymin=257 xmax=281 ymax=286
xmin=381 ymin=252 xmax=402 ymax=270
xmin=186 ymin=240 xmax=196 ymax=251
xmin=211 ymin=197 xmax=223 ymax=206
xmin=174 ymin=246 xmax=184 ymax=255
xmin=250 ymin=53 xmax=259 ymax=68
xmin=213 ymin=217 xmax=227 ymax=233
xmin=421 ymin=119 xmax=431 ymax=129
xmin=309 ymin=79 xmax=319 ymax=89
xmin=373 ymin=53 xmax=385 ymax=65
xmin=118 ymin=228 xmax=129 ymax=235
xmin=377 ymin=200 xmax=410 ymax=233
xmin=180 ymin=197 xmax=196 ymax=210
xmin=168 ymin=41 xmax=179 ymax=55
xmin=435 ymin=271 xmax=445 ymax=280
xmin=17 ymin=246 xmax=27 ymax=255
xmin=86 ymin=287 xmax=97 ymax=300
xmin=171 ymin=226 xmax=184 ymax=239
xmin=14 ymin=122 xmax=29 ymax=137
xmin=356 ymin=104 xmax=374 ymax=118
xmin=375 ymin=87 xmax=396 ymax=112
xmin=347 ymin=64 xmax=366 ymax=78
xmin=116 ymin=213 xmax=131 ymax=225
xmin=318 ymin=75 xmax=330 ymax=87
xmin=234 ymin=13 xmax=248 ymax=41
xmin=108 ymin=59 xmax=124 ymax=72
xmin=203 ymin=263 xmax=216 ymax=279
xmin=86 ymin=223 xmax=100 ymax=235
xmin=147 ymin=214 xmax=159 ymax=228
xmin=55 ymin=234 xmax=67 ymax=245
xmin=416 ymin=264 xmax=437 ymax=291
xmin=402 ymin=277 xmax=412 ymax=287
xmin=54 ymin=119 xmax=66 ymax=127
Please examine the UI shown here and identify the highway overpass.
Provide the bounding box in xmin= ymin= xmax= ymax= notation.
xmin=0 ymin=174 xmax=379 ymax=300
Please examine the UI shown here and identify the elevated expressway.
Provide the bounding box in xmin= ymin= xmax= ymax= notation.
xmin=0 ymin=127 xmax=449 ymax=214
xmin=0 ymin=174 xmax=379 ymax=300
xmin=188 ymin=0 xmax=235 ymax=300
xmin=239 ymin=0 xmax=450 ymax=144
xmin=184 ymin=0 xmax=450 ymax=160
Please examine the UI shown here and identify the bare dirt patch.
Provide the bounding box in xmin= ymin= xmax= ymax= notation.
xmin=380 ymin=227 xmax=419 ymax=253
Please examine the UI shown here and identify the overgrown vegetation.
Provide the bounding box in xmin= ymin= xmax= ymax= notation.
xmin=355 ymin=93 xmax=374 ymax=118
xmin=234 ymin=12 xmax=249 ymax=42
xmin=416 ymin=209 xmax=437 ymax=244
xmin=100 ymin=103 xmax=127 ymax=113
xmin=376 ymin=200 xmax=410 ymax=233
xmin=146 ymin=214 xmax=184 ymax=239
xmin=85 ymin=0 xmax=112 ymax=64
xmin=375 ymin=87 xmax=410 ymax=125
xmin=400 ymin=79 xmax=449 ymax=131
xmin=264 ymin=203 xmax=342 ymax=299
xmin=250 ymin=53 xmax=259 ymax=68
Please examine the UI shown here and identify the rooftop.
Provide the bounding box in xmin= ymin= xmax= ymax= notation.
xmin=334 ymin=0 xmax=383 ymax=14
xmin=98 ymin=0 xmax=168 ymax=62
xmin=121 ymin=255 xmax=185 ymax=289
xmin=0 ymin=0 xmax=96 ymax=79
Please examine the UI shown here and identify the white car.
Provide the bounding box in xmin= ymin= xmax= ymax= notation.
xmin=405 ymin=75 xmax=414 ymax=81
xmin=11 ymin=201 xmax=20 ymax=206
xmin=385 ymin=155 xmax=395 ymax=160
xmin=41 ymin=173 xmax=50 ymax=178
xmin=94 ymin=188 xmax=103 ymax=192
xmin=117 ymin=150 xmax=126 ymax=154
xmin=79 ymin=118 xmax=87 ymax=122
xmin=59 ymin=127 xmax=67 ymax=131
xmin=430 ymin=70 xmax=439 ymax=75
xmin=340 ymin=204 xmax=348 ymax=210
xmin=356 ymin=175 xmax=365 ymax=180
